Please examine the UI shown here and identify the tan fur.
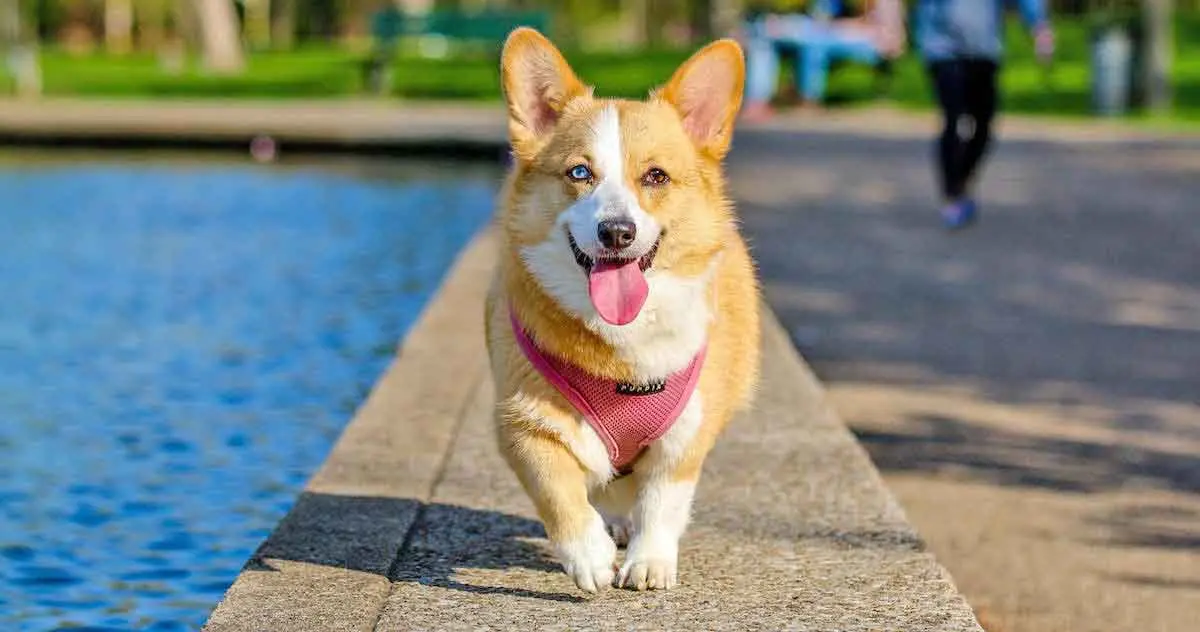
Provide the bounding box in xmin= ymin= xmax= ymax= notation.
xmin=484 ymin=27 xmax=761 ymax=591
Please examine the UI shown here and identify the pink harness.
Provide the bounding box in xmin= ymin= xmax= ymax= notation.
xmin=510 ymin=311 xmax=705 ymax=473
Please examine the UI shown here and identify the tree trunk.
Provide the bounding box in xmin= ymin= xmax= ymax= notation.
xmin=245 ymin=0 xmax=272 ymax=50
xmin=690 ymin=0 xmax=714 ymax=42
xmin=625 ymin=0 xmax=648 ymax=47
xmin=0 ymin=2 xmax=18 ymax=47
xmin=710 ymin=0 xmax=741 ymax=38
xmin=174 ymin=0 xmax=200 ymax=48
xmin=644 ymin=0 xmax=668 ymax=48
xmin=271 ymin=0 xmax=296 ymax=49
xmin=139 ymin=0 xmax=168 ymax=51
xmin=106 ymin=0 xmax=135 ymax=54
xmin=1142 ymin=0 xmax=1173 ymax=113
xmin=397 ymin=0 xmax=435 ymax=15
xmin=2 ymin=0 xmax=41 ymax=97
xmin=195 ymin=0 xmax=245 ymax=73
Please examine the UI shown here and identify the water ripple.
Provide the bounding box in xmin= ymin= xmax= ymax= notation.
xmin=0 ymin=156 xmax=498 ymax=630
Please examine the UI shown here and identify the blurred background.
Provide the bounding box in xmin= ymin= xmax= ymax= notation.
xmin=0 ymin=2 xmax=1196 ymax=632
xmin=0 ymin=0 xmax=1195 ymax=121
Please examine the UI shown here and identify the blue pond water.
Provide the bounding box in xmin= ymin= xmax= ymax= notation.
xmin=0 ymin=154 xmax=499 ymax=631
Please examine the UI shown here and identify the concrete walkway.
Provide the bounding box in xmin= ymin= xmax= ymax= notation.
xmin=202 ymin=230 xmax=982 ymax=631
xmin=730 ymin=118 xmax=1200 ymax=632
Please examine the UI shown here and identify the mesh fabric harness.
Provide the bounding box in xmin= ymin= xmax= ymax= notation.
xmin=510 ymin=310 xmax=706 ymax=472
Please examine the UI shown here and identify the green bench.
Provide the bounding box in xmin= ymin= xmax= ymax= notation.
xmin=363 ymin=9 xmax=550 ymax=95
xmin=412 ymin=10 xmax=549 ymax=43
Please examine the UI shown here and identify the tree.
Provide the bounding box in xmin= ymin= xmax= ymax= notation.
xmin=397 ymin=0 xmax=435 ymax=15
xmin=139 ymin=0 xmax=170 ymax=51
xmin=1142 ymin=0 xmax=1173 ymax=113
xmin=709 ymin=0 xmax=742 ymax=39
xmin=0 ymin=0 xmax=17 ymax=46
xmin=690 ymin=0 xmax=715 ymax=40
xmin=2 ymin=0 xmax=41 ymax=97
xmin=625 ymin=0 xmax=649 ymax=47
xmin=271 ymin=0 xmax=296 ymax=49
xmin=244 ymin=0 xmax=272 ymax=50
xmin=105 ymin=0 xmax=134 ymax=54
xmin=672 ymin=0 xmax=746 ymax=44
xmin=195 ymin=0 xmax=245 ymax=73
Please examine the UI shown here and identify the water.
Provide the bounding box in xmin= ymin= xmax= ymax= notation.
xmin=0 ymin=153 xmax=500 ymax=631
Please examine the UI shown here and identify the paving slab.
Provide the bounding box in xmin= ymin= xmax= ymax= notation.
xmin=203 ymin=227 xmax=982 ymax=631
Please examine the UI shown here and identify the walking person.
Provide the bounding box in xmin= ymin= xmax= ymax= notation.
xmin=916 ymin=0 xmax=1055 ymax=229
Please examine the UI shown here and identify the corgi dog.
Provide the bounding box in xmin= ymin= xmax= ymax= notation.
xmin=484 ymin=28 xmax=761 ymax=593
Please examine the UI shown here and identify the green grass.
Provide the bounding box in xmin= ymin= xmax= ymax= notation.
xmin=35 ymin=47 xmax=374 ymax=99
xmin=12 ymin=16 xmax=1200 ymax=124
xmin=24 ymin=45 xmax=691 ymax=101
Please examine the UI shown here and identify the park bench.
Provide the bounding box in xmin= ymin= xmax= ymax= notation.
xmin=363 ymin=8 xmax=550 ymax=95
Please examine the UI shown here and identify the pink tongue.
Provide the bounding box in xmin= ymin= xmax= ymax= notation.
xmin=587 ymin=260 xmax=649 ymax=326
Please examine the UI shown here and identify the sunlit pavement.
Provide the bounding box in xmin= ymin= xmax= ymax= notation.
xmin=731 ymin=120 xmax=1200 ymax=632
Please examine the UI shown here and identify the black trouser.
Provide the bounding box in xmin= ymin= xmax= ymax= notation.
xmin=928 ymin=59 xmax=998 ymax=200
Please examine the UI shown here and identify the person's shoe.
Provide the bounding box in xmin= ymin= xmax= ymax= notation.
xmin=940 ymin=198 xmax=978 ymax=230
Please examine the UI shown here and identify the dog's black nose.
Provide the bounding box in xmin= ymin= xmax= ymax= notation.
xmin=597 ymin=219 xmax=637 ymax=250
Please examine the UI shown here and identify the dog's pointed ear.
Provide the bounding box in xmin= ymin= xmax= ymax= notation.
xmin=500 ymin=27 xmax=588 ymax=157
xmin=660 ymin=39 xmax=745 ymax=159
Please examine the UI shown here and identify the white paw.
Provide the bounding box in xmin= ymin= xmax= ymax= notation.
xmin=615 ymin=537 xmax=678 ymax=590
xmin=555 ymin=514 xmax=617 ymax=593
xmin=605 ymin=516 xmax=633 ymax=547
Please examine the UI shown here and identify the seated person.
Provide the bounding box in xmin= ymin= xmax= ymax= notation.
xmin=739 ymin=0 xmax=906 ymax=119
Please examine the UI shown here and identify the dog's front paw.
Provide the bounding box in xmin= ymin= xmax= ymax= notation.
xmin=556 ymin=514 xmax=617 ymax=593
xmin=615 ymin=538 xmax=678 ymax=590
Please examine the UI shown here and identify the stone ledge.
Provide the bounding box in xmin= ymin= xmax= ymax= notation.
xmin=0 ymin=100 xmax=508 ymax=155
xmin=0 ymin=100 xmax=1192 ymax=156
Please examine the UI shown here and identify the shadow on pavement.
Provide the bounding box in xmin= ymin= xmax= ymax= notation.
xmin=243 ymin=492 xmax=581 ymax=603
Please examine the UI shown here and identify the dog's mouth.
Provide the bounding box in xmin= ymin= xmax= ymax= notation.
xmin=567 ymin=230 xmax=661 ymax=273
xmin=567 ymin=229 xmax=661 ymax=326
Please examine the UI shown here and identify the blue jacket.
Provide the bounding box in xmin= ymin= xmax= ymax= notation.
xmin=916 ymin=0 xmax=1047 ymax=61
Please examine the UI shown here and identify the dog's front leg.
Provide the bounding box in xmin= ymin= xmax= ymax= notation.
xmin=503 ymin=428 xmax=616 ymax=593
xmin=615 ymin=396 xmax=707 ymax=591
xmin=615 ymin=471 xmax=696 ymax=590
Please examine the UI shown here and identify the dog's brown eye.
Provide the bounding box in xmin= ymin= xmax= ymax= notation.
xmin=642 ymin=168 xmax=669 ymax=186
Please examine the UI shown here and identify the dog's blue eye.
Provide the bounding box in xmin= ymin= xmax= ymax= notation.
xmin=567 ymin=164 xmax=592 ymax=182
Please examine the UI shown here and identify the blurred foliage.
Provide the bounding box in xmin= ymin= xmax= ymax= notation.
xmin=14 ymin=14 xmax=1198 ymax=124
xmin=9 ymin=0 xmax=1194 ymax=51
xmin=3 ymin=2 xmax=1198 ymax=124
xmin=24 ymin=45 xmax=692 ymax=100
